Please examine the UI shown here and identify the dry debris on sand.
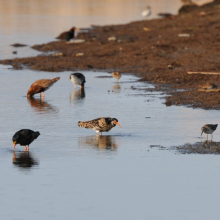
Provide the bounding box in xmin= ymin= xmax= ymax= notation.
xmin=1 ymin=1 xmax=220 ymax=109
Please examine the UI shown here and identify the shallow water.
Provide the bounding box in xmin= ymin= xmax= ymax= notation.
xmin=0 ymin=0 xmax=219 ymax=219
xmin=1 ymin=65 xmax=220 ymax=219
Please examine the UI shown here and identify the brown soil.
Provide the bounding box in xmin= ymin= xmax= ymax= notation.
xmin=1 ymin=1 xmax=220 ymax=109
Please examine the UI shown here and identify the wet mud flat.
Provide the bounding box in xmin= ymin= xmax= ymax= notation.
xmin=175 ymin=141 xmax=220 ymax=154
xmin=1 ymin=1 xmax=220 ymax=109
xmin=152 ymin=141 xmax=220 ymax=154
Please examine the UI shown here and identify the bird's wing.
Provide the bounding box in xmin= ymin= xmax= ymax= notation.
xmin=31 ymin=85 xmax=44 ymax=94
xmin=32 ymin=79 xmax=52 ymax=88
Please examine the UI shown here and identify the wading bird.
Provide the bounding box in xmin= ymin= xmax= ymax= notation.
xmin=12 ymin=129 xmax=40 ymax=151
xmin=27 ymin=77 xmax=60 ymax=98
xmin=201 ymin=124 xmax=218 ymax=140
xmin=78 ymin=117 xmax=121 ymax=135
xmin=70 ymin=73 xmax=86 ymax=89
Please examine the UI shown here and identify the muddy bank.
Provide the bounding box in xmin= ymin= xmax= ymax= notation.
xmin=152 ymin=141 xmax=220 ymax=154
xmin=174 ymin=141 xmax=220 ymax=154
xmin=1 ymin=1 xmax=220 ymax=109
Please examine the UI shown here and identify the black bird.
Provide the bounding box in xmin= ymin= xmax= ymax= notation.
xmin=12 ymin=129 xmax=40 ymax=151
xmin=201 ymin=124 xmax=218 ymax=140
xmin=56 ymin=27 xmax=79 ymax=41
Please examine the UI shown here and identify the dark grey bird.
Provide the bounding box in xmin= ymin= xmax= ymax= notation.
xmin=70 ymin=73 xmax=86 ymax=89
xmin=56 ymin=27 xmax=79 ymax=41
xmin=12 ymin=129 xmax=40 ymax=151
xmin=201 ymin=124 xmax=218 ymax=140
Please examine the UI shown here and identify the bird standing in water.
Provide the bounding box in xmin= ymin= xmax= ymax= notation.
xmin=12 ymin=129 xmax=40 ymax=151
xmin=78 ymin=117 xmax=121 ymax=135
xmin=112 ymin=72 xmax=121 ymax=82
xmin=27 ymin=77 xmax=60 ymax=98
xmin=56 ymin=27 xmax=79 ymax=41
xmin=70 ymin=73 xmax=86 ymax=89
xmin=201 ymin=124 xmax=218 ymax=140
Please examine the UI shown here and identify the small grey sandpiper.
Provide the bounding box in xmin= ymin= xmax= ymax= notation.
xmin=201 ymin=124 xmax=218 ymax=140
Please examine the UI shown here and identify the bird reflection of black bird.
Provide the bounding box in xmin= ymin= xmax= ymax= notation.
xmin=78 ymin=135 xmax=119 ymax=151
xmin=70 ymin=88 xmax=85 ymax=103
xmin=27 ymin=97 xmax=58 ymax=113
xmin=13 ymin=151 xmax=38 ymax=169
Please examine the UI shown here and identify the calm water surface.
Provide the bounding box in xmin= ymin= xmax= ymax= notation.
xmin=0 ymin=65 xmax=220 ymax=219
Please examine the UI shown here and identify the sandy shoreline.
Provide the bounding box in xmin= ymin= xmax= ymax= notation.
xmin=1 ymin=1 xmax=220 ymax=109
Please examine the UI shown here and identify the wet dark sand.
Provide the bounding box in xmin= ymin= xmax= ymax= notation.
xmin=1 ymin=1 xmax=220 ymax=109
xmin=175 ymin=141 xmax=220 ymax=154
xmin=152 ymin=141 xmax=220 ymax=154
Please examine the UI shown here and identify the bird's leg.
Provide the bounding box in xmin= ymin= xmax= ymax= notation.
xmin=74 ymin=84 xmax=76 ymax=90
xmin=42 ymin=92 xmax=45 ymax=97
xmin=27 ymin=146 xmax=29 ymax=151
xmin=13 ymin=151 xmax=16 ymax=162
xmin=25 ymin=146 xmax=27 ymax=151
xmin=101 ymin=132 xmax=102 ymax=136
xmin=97 ymin=132 xmax=99 ymax=136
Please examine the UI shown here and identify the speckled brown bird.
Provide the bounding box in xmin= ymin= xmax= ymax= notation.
xmin=27 ymin=77 xmax=60 ymax=98
xmin=78 ymin=117 xmax=121 ymax=135
xmin=201 ymin=124 xmax=218 ymax=140
xmin=112 ymin=72 xmax=121 ymax=81
xmin=199 ymin=83 xmax=217 ymax=90
xmin=56 ymin=27 xmax=79 ymax=41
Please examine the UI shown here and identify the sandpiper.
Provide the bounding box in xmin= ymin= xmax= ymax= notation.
xmin=112 ymin=72 xmax=121 ymax=81
xmin=142 ymin=6 xmax=151 ymax=17
xmin=201 ymin=124 xmax=218 ymax=140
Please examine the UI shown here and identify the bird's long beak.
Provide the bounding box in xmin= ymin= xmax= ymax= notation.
xmin=13 ymin=141 xmax=16 ymax=150
xmin=115 ymin=121 xmax=121 ymax=127
xmin=75 ymin=28 xmax=80 ymax=31
xmin=201 ymin=131 xmax=203 ymax=136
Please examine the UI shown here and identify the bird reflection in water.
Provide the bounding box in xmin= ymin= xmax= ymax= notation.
xmin=13 ymin=151 xmax=38 ymax=169
xmin=70 ymin=88 xmax=85 ymax=103
xmin=27 ymin=97 xmax=58 ymax=113
xmin=78 ymin=135 xmax=119 ymax=151
xmin=112 ymin=82 xmax=121 ymax=93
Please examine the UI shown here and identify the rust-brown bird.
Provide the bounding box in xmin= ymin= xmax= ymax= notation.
xmin=78 ymin=117 xmax=121 ymax=135
xmin=27 ymin=77 xmax=60 ymax=98
xmin=56 ymin=27 xmax=79 ymax=41
xmin=112 ymin=72 xmax=121 ymax=81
